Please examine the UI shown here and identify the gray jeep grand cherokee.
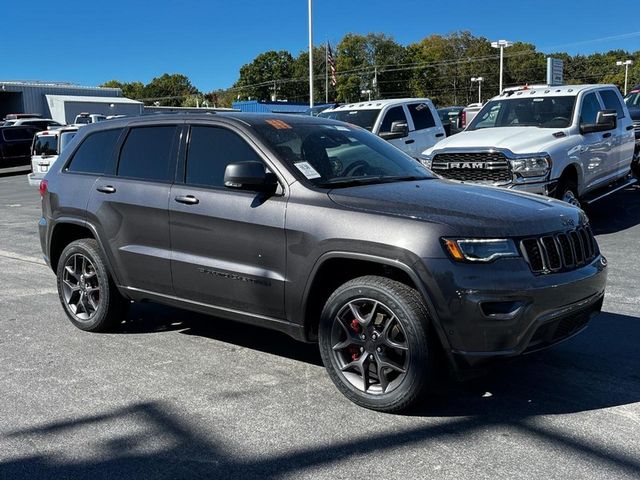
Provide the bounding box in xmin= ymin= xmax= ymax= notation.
xmin=39 ymin=113 xmax=607 ymax=412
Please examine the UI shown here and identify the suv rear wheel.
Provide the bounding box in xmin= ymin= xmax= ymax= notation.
xmin=318 ymin=276 xmax=434 ymax=412
xmin=56 ymin=238 xmax=126 ymax=332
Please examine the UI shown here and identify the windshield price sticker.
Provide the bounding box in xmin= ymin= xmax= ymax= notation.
xmin=294 ymin=162 xmax=321 ymax=179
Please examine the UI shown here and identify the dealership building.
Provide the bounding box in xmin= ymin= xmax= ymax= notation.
xmin=0 ymin=81 xmax=143 ymax=123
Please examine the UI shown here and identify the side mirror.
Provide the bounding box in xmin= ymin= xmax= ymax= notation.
xmin=379 ymin=121 xmax=409 ymax=140
xmin=224 ymin=161 xmax=277 ymax=191
xmin=581 ymin=109 xmax=617 ymax=134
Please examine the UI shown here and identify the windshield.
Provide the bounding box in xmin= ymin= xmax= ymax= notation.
xmin=318 ymin=109 xmax=381 ymax=131
xmin=253 ymin=121 xmax=433 ymax=188
xmin=59 ymin=131 xmax=77 ymax=151
xmin=624 ymin=90 xmax=640 ymax=108
xmin=33 ymin=134 xmax=58 ymax=156
xmin=468 ymin=96 xmax=576 ymax=130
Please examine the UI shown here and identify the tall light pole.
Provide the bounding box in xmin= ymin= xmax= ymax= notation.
xmin=308 ymin=0 xmax=314 ymax=107
xmin=471 ymin=76 xmax=484 ymax=104
xmin=616 ymin=59 xmax=634 ymax=95
xmin=491 ymin=39 xmax=513 ymax=94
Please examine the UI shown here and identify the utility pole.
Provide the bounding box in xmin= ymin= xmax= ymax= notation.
xmin=325 ymin=40 xmax=329 ymax=104
xmin=308 ymin=0 xmax=314 ymax=107
xmin=471 ymin=76 xmax=484 ymax=104
xmin=491 ymin=39 xmax=513 ymax=94
xmin=616 ymin=59 xmax=634 ymax=95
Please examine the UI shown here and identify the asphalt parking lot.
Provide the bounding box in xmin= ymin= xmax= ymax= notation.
xmin=0 ymin=172 xmax=639 ymax=479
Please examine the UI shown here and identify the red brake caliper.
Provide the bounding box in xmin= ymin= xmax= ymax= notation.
xmin=349 ymin=319 xmax=360 ymax=361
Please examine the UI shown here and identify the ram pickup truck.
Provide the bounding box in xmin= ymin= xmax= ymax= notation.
xmin=422 ymin=84 xmax=637 ymax=208
xmin=39 ymin=113 xmax=607 ymax=412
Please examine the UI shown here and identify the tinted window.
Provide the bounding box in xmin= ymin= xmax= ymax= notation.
xmin=599 ymin=89 xmax=625 ymax=118
xmin=580 ymin=93 xmax=601 ymax=125
xmin=59 ymin=132 xmax=77 ymax=151
xmin=33 ymin=135 xmax=58 ymax=155
xmin=2 ymin=127 xmax=36 ymax=141
xmin=379 ymin=106 xmax=407 ymax=133
xmin=408 ymin=103 xmax=436 ymax=130
xmin=186 ymin=126 xmax=262 ymax=188
xmin=117 ymin=126 xmax=176 ymax=182
xmin=67 ymin=128 xmax=122 ymax=174
xmin=318 ymin=109 xmax=380 ymax=131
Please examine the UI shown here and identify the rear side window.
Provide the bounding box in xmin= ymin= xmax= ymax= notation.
xmin=599 ymin=90 xmax=625 ymax=118
xmin=379 ymin=106 xmax=407 ymax=133
xmin=408 ymin=103 xmax=436 ymax=130
xmin=117 ymin=126 xmax=177 ymax=182
xmin=67 ymin=129 xmax=123 ymax=174
xmin=186 ymin=126 xmax=262 ymax=188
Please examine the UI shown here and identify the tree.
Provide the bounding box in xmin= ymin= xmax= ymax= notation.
xmin=100 ymin=80 xmax=145 ymax=99
xmin=234 ymin=51 xmax=295 ymax=101
xmin=142 ymin=74 xmax=199 ymax=106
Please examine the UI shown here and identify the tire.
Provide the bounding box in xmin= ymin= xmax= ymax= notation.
xmin=318 ymin=275 xmax=435 ymax=412
xmin=556 ymin=178 xmax=581 ymax=208
xmin=56 ymin=238 xmax=126 ymax=332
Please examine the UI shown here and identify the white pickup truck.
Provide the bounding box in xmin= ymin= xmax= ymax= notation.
xmin=421 ymin=84 xmax=636 ymax=207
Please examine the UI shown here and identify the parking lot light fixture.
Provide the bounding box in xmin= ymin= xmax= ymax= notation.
xmin=491 ymin=40 xmax=513 ymax=94
xmin=616 ymin=59 xmax=634 ymax=95
xmin=471 ymin=76 xmax=484 ymax=103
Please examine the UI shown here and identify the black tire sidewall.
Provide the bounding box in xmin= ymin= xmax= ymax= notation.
xmin=318 ymin=277 xmax=432 ymax=412
xmin=557 ymin=179 xmax=580 ymax=207
xmin=56 ymin=239 xmax=117 ymax=332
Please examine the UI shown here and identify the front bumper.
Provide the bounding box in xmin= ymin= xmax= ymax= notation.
xmin=508 ymin=179 xmax=558 ymax=196
xmin=420 ymin=254 xmax=607 ymax=369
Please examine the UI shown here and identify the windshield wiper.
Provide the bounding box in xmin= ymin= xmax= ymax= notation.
xmin=317 ymin=175 xmax=431 ymax=188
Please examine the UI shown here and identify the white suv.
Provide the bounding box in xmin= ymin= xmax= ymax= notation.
xmin=421 ymin=84 xmax=636 ymax=207
xmin=319 ymin=98 xmax=446 ymax=158
xmin=27 ymin=127 xmax=78 ymax=187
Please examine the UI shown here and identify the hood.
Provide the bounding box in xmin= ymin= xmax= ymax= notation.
xmin=328 ymin=179 xmax=583 ymax=237
xmin=424 ymin=127 xmax=566 ymax=155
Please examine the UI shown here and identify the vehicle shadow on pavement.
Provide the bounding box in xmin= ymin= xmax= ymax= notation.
xmin=588 ymin=185 xmax=640 ymax=235
xmin=1 ymin=311 xmax=638 ymax=478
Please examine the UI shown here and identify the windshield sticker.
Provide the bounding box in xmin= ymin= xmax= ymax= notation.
xmin=294 ymin=161 xmax=321 ymax=179
xmin=265 ymin=119 xmax=292 ymax=129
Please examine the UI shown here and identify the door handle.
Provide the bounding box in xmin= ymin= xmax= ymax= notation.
xmin=96 ymin=185 xmax=116 ymax=194
xmin=405 ymin=139 xmax=415 ymax=144
xmin=174 ymin=195 xmax=199 ymax=205
xmin=626 ymin=125 xmax=634 ymax=131
xmin=435 ymin=133 xmax=445 ymax=137
xmin=602 ymin=132 xmax=612 ymax=138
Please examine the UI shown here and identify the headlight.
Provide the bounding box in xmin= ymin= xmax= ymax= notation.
xmin=420 ymin=154 xmax=433 ymax=168
xmin=511 ymin=156 xmax=551 ymax=178
xmin=442 ymin=238 xmax=520 ymax=263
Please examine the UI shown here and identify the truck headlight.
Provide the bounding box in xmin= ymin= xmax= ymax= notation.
xmin=511 ymin=156 xmax=551 ymax=178
xmin=443 ymin=238 xmax=520 ymax=263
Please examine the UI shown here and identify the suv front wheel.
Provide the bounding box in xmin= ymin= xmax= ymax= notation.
xmin=56 ymin=238 xmax=126 ymax=332
xmin=318 ymin=276 xmax=434 ymax=412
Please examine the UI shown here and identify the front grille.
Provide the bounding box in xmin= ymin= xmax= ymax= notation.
xmin=431 ymin=152 xmax=511 ymax=183
xmin=520 ymin=225 xmax=598 ymax=274
xmin=528 ymin=308 xmax=593 ymax=350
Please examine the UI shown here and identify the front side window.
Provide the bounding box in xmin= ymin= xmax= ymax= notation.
xmin=117 ymin=126 xmax=177 ymax=182
xmin=379 ymin=106 xmax=407 ymax=133
xmin=253 ymin=121 xmax=432 ymax=188
xmin=318 ymin=109 xmax=381 ymax=131
xmin=580 ymin=93 xmax=602 ymax=125
xmin=408 ymin=103 xmax=436 ymax=130
xmin=599 ymin=89 xmax=625 ymax=118
xmin=186 ymin=126 xmax=263 ymax=188
xmin=66 ymin=128 xmax=123 ymax=174
xmin=469 ymin=96 xmax=576 ymax=130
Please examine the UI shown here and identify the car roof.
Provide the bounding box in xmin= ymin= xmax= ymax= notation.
xmin=493 ymin=84 xmax=619 ymax=100
xmin=321 ymin=98 xmax=433 ymax=112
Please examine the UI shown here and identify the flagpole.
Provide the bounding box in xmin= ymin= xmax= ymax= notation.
xmin=308 ymin=0 xmax=313 ymax=108
xmin=325 ymin=40 xmax=329 ymax=104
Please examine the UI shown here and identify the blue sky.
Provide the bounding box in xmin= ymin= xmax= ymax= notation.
xmin=2 ymin=0 xmax=639 ymax=92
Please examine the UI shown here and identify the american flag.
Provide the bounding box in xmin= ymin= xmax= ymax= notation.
xmin=327 ymin=43 xmax=337 ymax=87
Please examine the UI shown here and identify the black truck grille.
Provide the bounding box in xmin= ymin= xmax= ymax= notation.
xmin=520 ymin=225 xmax=598 ymax=274
xmin=431 ymin=152 xmax=511 ymax=183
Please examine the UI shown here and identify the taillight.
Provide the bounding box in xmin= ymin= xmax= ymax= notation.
xmin=461 ymin=110 xmax=467 ymax=128
xmin=39 ymin=179 xmax=48 ymax=197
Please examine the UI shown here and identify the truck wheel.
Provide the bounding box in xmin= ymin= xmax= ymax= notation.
xmin=56 ymin=238 xmax=126 ymax=332
xmin=318 ymin=276 xmax=434 ymax=412
xmin=556 ymin=179 xmax=581 ymax=208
